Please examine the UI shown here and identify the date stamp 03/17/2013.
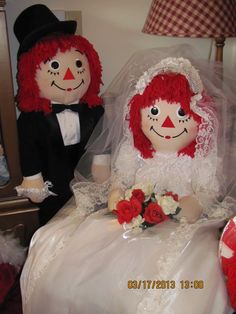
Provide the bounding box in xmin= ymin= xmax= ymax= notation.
xmin=127 ymin=280 xmax=204 ymax=290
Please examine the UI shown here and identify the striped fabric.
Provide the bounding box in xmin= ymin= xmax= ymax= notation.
xmin=143 ymin=0 xmax=236 ymax=38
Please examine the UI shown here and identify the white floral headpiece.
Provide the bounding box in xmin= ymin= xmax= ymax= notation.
xmin=135 ymin=57 xmax=203 ymax=110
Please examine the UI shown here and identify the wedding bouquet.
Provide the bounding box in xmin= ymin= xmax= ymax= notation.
xmin=113 ymin=183 xmax=181 ymax=230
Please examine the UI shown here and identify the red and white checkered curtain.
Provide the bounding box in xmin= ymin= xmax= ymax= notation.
xmin=143 ymin=0 xmax=236 ymax=38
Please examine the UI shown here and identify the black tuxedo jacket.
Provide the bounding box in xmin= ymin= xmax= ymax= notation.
xmin=17 ymin=103 xmax=104 ymax=224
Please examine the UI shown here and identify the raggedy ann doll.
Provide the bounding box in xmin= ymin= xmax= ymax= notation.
xmin=20 ymin=53 xmax=235 ymax=314
xmin=14 ymin=4 xmax=104 ymax=224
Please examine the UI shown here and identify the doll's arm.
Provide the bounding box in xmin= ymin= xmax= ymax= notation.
xmin=16 ymin=113 xmax=55 ymax=203
xmin=16 ymin=174 xmax=56 ymax=203
xmin=176 ymin=195 xmax=203 ymax=223
xmin=89 ymin=106 xmax=111 ymax=184
xmin=175 ymin=155 xmax=222 ymax=223
xmin=108 ymin=187 xmax=125 ymax=211
xmin=91 ymin=154 xmax=111 ymax=184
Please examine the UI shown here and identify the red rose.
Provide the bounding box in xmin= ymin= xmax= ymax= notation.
xmin=113 ymin=198 xmax=142 ymax=224
xmin=113 ymin=200 xmax=134 ymax=224
xmin=0 ymin=263 xmax=17 ymax=304
xmin=164 ymin=191 xmax=179 ymax=202
xmin=130 ymin=197 xmax=142 ymax=217
xmin=131 ymin=189 xmax=145 ymax=203
xmin=143 ymin=202 xmax=169 ymax=224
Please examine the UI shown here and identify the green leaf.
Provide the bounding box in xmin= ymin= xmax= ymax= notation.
xmin=175 ymin=207 xmax=182 ymax=215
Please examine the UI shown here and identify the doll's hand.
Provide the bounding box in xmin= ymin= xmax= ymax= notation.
xmin=16 ymin=175 xmax=56 ymax=203
xmin=108 ymin=188 xmax=124 ymax=211
xmin=91 ymin=154 xmax=111 ymax=184
xmin=177 ymin=195 xmax=203 ymax=223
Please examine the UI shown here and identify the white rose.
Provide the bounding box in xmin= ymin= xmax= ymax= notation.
xmin=123 ymin=215 xmax=144 ymax=230
xmin=124 ymin=188 xmax=133 ymax=200
xmin=125 ymin=182 xmax=154 ymax=200
xmin=156 ymin=195 xmax=179 ymax=215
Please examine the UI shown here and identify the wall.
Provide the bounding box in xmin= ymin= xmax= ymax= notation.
xmin=6 ymin=0 xmax=236 ymax=94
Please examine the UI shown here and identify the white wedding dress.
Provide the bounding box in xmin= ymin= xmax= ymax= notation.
xmin=21 ymin=147 xmax=232 ymax=314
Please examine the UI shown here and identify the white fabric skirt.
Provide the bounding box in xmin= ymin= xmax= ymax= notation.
xmin=21 ymin=198 xmax=231 ymax=314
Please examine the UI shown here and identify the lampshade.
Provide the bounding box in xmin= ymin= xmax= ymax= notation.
xmin=143 ymin=0 xmax=236 ymax=38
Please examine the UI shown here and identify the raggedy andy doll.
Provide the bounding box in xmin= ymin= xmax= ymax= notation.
xmin=14 ymin=4 xmax=104 ymax=224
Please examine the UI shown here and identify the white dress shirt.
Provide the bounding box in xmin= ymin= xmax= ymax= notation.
xmin=52 ymin=101 xmax=81 ymax=146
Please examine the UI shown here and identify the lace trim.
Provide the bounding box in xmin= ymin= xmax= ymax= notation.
xmin=16 ymin=181 xmax=56 ymax=202
xmin=135 ymin=58 xmax=203 ymax=98
xmin=194 ymin=105 xmax=217 ymax=159
xmin=72 ymin=181 xmax=110 ymax=216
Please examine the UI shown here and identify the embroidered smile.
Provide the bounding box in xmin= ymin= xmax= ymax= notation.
xmin=150 ymin=126 xmax=188 ymax=139
xmin=51 ymin=79 xmax=84 ymax=91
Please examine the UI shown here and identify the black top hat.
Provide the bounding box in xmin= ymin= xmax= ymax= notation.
xmin=14 ymin=4 xmax=77 ymax=58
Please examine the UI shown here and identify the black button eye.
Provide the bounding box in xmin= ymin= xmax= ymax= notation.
xmin=177 ymin=107 xmax=187 ymax=117
xmin=150 ymin=106 xmax=159 ymax=116
xmin=49 ymin=60 xmax=60 ymax=70
xmin=76 ymin=59 xmax=83 ymax=68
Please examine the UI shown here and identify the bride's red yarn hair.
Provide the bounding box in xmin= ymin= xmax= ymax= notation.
xmin=129 ymin=73 xmax=201 ymax=159
xmin=17 ymin=33 xmax=102 ymax=113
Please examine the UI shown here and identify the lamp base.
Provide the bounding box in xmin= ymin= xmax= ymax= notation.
xmin=215 ymin=37 xmax=225 ymax=62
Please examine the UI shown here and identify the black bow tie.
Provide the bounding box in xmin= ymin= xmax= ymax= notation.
xmin=52 ymin=103 xmax=82 ymax=114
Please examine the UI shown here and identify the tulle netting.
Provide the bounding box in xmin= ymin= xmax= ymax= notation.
xmin=72 ymin=44 xmax=236 ymax=217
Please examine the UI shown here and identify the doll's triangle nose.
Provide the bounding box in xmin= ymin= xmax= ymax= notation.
xmin=63 ymin=68 xmax=75 ymax=80
xmin=161 ymin=116 xmax=175 ymax=128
